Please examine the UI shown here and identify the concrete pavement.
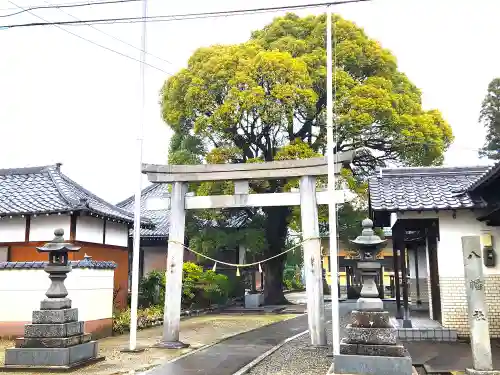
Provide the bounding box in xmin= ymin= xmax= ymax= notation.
xmin=145 ymin=315 xmax=311 ymax=375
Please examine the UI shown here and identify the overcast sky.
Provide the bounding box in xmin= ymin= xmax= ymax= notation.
xmin=0 ymin=0 xmax=498 ymax=203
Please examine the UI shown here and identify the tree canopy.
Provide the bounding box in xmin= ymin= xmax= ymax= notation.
xmin=160 ymin=13 xmax=453 ymax=303
xmin=479 ymin=78 xmax=500 ymax=160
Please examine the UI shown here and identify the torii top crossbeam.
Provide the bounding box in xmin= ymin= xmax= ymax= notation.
xmin=142 ymin=151 xmax=355 ymax=183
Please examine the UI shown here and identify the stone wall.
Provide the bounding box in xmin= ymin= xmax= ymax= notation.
xmin=439 ymin=275 xmax=500 ymax=338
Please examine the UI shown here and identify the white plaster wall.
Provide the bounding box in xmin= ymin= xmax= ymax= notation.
xmin=30 ymin=216 xmax=71 ymax=242
xmin=0 ymin=217 xmax=26 ymax=242
xmin=408 ymin=245 xmax=428 ymax=279
xmin=104 ymin=221 xmax=128 ymax=247
xmin=0 ymin=268 xmax=114 ymax=322
xmin=76 ymin=216 xmax=104 ymax=244
xmin=143 ymin=246 xmax=167 ymax=275
xmin=398 ymin=210 xmax=500 ymax=277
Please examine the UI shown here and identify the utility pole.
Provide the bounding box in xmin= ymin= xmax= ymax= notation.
xmin=326 ymin=7 xmax=340 ymax=356
xmin=128 ymin=0 xmax=148 ymax=352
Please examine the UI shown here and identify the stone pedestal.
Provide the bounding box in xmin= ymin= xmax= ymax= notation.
xmin=334 ymin=309 xmax=412 ymax=375
xmin=334 ymin=271 xmax=412 ymax=374
xmin=3 ymin=297 xmax=103 ymax=369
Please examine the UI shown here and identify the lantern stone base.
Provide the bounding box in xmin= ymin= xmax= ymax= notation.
xmin=4 ymin=341 xmax=102 ymax=368
xmin=333 ymin=354 xmax=413 ymax=375
xmin=3 ymin=294 xmax=103 ymax=369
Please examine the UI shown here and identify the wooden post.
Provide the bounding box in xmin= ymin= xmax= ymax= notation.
xmin=300 ymin=175 xmax=326 ymax=346
xmin=414 ymin=246 xmax=421 ymax=305
xmin=400 ymin=244 xmax=412 ymax=327
xmin=461 ymin=236 xmax=498 ymax=375
xmin=392 ymin=232 xmax=402 ymax=319
xmin=158 ymin=182 xmax=189 ymax=349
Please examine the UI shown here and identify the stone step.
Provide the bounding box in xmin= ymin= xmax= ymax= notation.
xmin=32 ymin=308 xmax=78 ymax=324
xmin=4 ymin=341 xmax=99 ymax=368
xmin=340 ymin=339 xmax=407 ymax=357
xmin=350 ymin=310 xmax=391 ymax=328
xmin=15 ymin=333 xmax=91 ymax=348
xmin=344 ymin=325 xmax=397 ymax=345
xmin=24 ymin=321 xmax=84 ymax=338
xmin=333 ymin=353 xmax=413 ymax=375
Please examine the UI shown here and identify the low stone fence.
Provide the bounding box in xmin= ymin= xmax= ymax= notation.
xmin=0 ymin=259 xmax=116 ymax=339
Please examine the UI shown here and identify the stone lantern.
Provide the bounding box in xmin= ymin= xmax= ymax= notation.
xmin=36 ymin=228 xmax=81 ymax=304
xmin=334 ymin=219 xmax=412 ymax=375
xmin=349 ymin=218 xmax=387 ymax=311
xmin=3 ymin=228 xmax=102 ymax=370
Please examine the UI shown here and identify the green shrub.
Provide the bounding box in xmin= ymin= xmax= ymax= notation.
xmin=181 ymin=262 xmax=230 ymax=308
xmin=137 ymin=262 xmax=231 ymax=310
xmin=283 ymin=265 xmax=303 ymax=291
xmin=112 ymin=305 xmax=164 ymax=334
xmin=138 ymin=270 xmax=165 ymax=308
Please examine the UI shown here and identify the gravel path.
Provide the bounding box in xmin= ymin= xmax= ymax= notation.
xmin=246 ymin=302 xmax=354 ymax=375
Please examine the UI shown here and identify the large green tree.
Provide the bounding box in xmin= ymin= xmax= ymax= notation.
xmin=479 ymin=78 xmax=500 ymax=160
xmin=160 ymin=13 xmax=453 ymax=304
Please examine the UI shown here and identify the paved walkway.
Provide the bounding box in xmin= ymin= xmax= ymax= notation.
xmin=146 ymin=314 xmax=310 ymax=375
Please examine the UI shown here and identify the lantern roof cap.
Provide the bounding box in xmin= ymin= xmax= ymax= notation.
xmin=36 ymin=228 xmax=81 ymax=253
xmin=349 ymin=218 xmax=387 ymax=247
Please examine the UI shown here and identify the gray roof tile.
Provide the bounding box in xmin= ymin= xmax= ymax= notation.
xmin=0 ymin=260 xmax=116 ymax=270
xmin=117 ymin=183 xmax=170 ymax=238
xmin=117 ymin=184 xmax=251 ymax=238
xmin=369 ymin=166 xmax=489 ymax=212
xmin=0 ymin=165 xmax=151 ymax=226
xmin=467 ymin=160 xmax=500 ymax=192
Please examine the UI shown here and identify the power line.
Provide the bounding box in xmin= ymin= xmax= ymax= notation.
xmin=0 ymin=0 xmax=371 ymax=29
xmin=7 ymin=1 xmax=171 ymax=74
xmin=42 ymin=0 xmax=173 ymax=65
xmin=0 ymin=0 xmax=141 ymax=17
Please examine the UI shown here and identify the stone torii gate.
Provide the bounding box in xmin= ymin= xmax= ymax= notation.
xmin=142 ymin=152 xmax=354 ymax=349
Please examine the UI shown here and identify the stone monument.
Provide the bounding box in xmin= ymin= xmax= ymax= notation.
xmin=3 ymin=228 xmax=103 ymax=370
xmin=333 ymin=219 xmax=413 ymax=375
xmin=461 ymin=236 xmax=500 ymax=375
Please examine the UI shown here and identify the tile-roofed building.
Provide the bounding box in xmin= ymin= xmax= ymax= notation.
xmin=0 ymin=164 xmax=151 ymax=226
xmin=117 ymin=184 xmax=250 ymax=239
xmin=366 ymin=162 xmax=500 ymax=338
xmin=0 ymin=163 xmax=152 ymax=311
xmin=368 ymin=165 xmax=489 ymax=213
xmin=117 ymin=183 xmax=170 ymax=238
xmin=467 ymin=160 xmax=500 ymax=193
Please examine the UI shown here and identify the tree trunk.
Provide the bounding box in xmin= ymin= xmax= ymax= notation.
xmin=262 ymin=206 xmax=291 ymax=305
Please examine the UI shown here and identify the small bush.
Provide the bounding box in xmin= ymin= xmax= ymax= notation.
xmin=283 ymin=265 xmax=303 ymax=291
xmin=182 ymin=263 xmax=230 ymax=308
xmin=138 ymin=270 xmax=165 ymax=308
xmin=112 ymin=305 xmax=164 ymax=334
xmin=136 ymin=262 xmax=231 ymax=310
